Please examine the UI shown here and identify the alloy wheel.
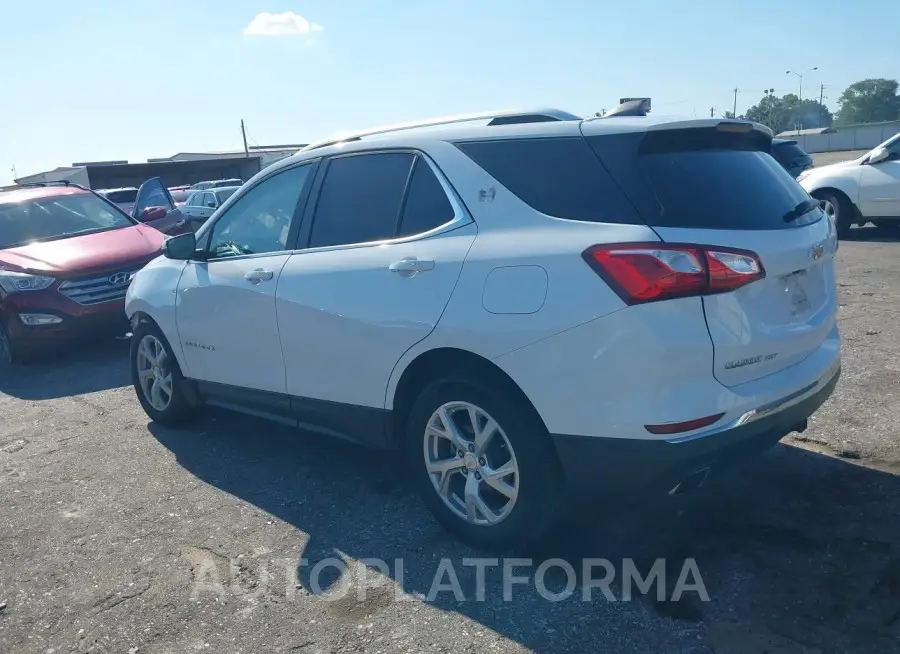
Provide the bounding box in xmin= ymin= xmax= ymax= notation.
xmin=423 ymin=401 xmax=519 ymax=526
xmin=821 ymin=198 xmax=837 ymax=222
xmin=136 ymin=334 xmax=173 ymax=412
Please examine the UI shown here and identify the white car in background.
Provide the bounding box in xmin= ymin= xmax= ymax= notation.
xmin=799 ymin=132 xmax=900 ymax=237
xmin=124 ymin=105 xmax=840 ymax=547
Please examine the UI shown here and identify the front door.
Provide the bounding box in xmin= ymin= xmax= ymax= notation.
xmin=859 ymin=154 xmax=900 ymax=218
xmin=175 ymin=162 xmax=317 ymax=393
xmin=133 ymin=177 xmax=186 ymax=234
xmin=276 ymin=152 xmax=476 ymax=433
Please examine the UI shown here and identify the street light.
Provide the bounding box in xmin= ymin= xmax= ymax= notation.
xmin=786 ymin=67 xmax=817 ymax=134
xmin=785 ymin=66 xmax=818 ymax=103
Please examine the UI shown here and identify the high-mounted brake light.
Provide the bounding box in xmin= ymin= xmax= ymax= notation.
xmin=582 ymin=243 xmax=765 ymax=305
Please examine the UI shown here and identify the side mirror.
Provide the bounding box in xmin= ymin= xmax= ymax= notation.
xmin=162 ymin=232 xmax=198 ymax=260
xmin=207 ymin=201 xmax=217 ymax=208
xmin=136 ymin=206 xmax=167 ymax=222
xmin=867 ymin=146 xmax=890 ymax=165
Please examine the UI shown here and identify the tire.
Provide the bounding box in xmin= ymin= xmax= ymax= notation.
xmin=406 ymin=377 xmax=563 ymax=549
xmin=817 ymin=191 xmax=852 ymax=238
xmin=130 ymin=320 xmax=197 ymax=426
xmin=0 ymin=321 xmax=31 ymax=367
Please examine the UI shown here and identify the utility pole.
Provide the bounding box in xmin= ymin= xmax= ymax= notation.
xmin=733 ymin=87 xmax=739 ymax=117
xmin=240 ymin=119 xmax=250 ymax=157
xmin=818 ymin=83 xmax=825 ymax=128
xmin=710 ymin=106 xmax=715 ymax=118
xmin=10 ymin=164 xmax=16 ymax=181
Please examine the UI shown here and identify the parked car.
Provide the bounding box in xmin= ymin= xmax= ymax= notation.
xmin=799 ymin=131 xmax=900 ymax=237
xmin=770 ymin=138 xmax=813 ymax=178
xmin=130 ymin=177 xmax=192 ymax=236
xmin=179 ymin=186 xmax=240 ymax=229
xmin=97 ymin=187 xmax=139 ymax=215
xmin=0 ymin=182 xmax=167 ymax=364
xmin=168 ymin=186 xmax=192 ymax=207
xmin=189 ymin=178 xmax=243 ymax=191
xmin=125 ymin=107 xmax=840 ymax=547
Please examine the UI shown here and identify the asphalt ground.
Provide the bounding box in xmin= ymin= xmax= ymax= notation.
xmin=810 ymin=150 xmax=868 ymax=167
xmin=1 ymin=226 xmax=899 ymax=653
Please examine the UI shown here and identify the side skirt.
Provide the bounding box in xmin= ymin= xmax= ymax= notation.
xmin=190 ymin=379 xmax=392 ymax=448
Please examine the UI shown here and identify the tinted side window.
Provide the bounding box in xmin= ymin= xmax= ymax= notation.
xmin=397 ymin=158 xmax=455 ymax=237
xmin=208 ymin=164 xmax=312 ymax=259
xmin=309 ymin=153 xmax=414 ymax=248
xmin=455 ymin=137 xmax=642 ymax=224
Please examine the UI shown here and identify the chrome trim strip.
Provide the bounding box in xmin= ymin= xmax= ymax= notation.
xmin=665 ymin=362 xmax=840 ymax=444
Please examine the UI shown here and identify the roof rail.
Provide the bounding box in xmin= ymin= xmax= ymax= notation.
xmin=1 ymin=180 xmax=87 ymax=192
xmin=301 ymin=108 xmax=582 ymax=152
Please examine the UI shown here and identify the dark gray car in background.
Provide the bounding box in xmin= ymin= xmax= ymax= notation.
xmin=771 ymin=138 xmax=814 ymax=179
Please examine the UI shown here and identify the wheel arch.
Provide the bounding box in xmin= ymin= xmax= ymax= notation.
xmin=127 ymin=307 xmax=189 ymax=375
xmin=809 ymin=186 xmax=863 ymax=222
xmin=389 ymin=347 xmax=549 ymax=449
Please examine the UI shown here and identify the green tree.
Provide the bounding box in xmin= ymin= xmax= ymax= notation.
xmin=743 ymin=93 xmax=832 ymax=133
xmin=835 ymin=78 xmax=900 ymax=125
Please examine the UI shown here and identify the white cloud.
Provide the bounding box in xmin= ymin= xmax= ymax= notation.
xmin=243 ymin=12 xmax=324 ymax=37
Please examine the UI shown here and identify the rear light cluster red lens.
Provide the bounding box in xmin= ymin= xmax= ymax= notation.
xmin=582 ymin=243 xmax=765 ymax=305
xmin=644 ymin=412 xmax=725 ymax=435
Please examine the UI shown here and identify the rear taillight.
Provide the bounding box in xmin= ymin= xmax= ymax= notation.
xmin=582 ymin=243 xmax=765 ymax=305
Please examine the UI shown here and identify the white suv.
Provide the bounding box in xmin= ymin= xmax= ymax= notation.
xmin=125 ymin=105 xmax=841 ymax=547
xmin=799 ymin=131 xmax=900 ymax=237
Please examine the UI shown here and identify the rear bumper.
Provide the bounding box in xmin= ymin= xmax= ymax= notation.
xmin=551 ymin=364 xmax=840 ymax=498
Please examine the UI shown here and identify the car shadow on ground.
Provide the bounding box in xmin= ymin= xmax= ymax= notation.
xmin=0 ymin=337 xmax=130 ymax=400
xmin=843 ymin=225 xmax=900 ymax=242
xmin=149 ymin=412 xmax=900 ymax=653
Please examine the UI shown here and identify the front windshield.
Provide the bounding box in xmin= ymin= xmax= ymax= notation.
xmin=0 ymin=192 xmax=134 ymax=249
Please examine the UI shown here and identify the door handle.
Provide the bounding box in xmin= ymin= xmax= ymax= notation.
xmin=389 ymin=258 xmax=435 ymax=277
xmin=244 ymin=269 xmax=274 ymax=284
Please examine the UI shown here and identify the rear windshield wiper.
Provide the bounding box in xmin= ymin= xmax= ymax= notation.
xmin=782 ymin=199 xmax=821 ymax=223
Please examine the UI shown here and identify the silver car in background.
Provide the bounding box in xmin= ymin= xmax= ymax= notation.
xmin=180 ymin=185 xmax=240 ymax=230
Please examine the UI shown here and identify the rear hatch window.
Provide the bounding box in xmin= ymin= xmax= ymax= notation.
xmin=771 ymin=141 xmax=813 ymax=169
xmin=584 ymin=126 xmax=819 ymax=231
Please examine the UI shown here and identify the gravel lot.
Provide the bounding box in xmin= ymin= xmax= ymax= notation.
xmin=2 ymin=228 xmax=899 ymax=654
xmin=811 ymin=150 xmax=868 ymax=167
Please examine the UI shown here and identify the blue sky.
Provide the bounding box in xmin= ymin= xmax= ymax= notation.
xmin=2 ymin=0 xmax=898 ymax=185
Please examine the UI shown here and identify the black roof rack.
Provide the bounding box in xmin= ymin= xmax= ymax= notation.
xmin=302 ymin=108 xmax=581 ymax=151
xmin=1 ymin=180 xmax=88 ymax=192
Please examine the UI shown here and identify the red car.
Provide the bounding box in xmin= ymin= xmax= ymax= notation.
xmin=0 ymin=183 xmax=168 ymax=364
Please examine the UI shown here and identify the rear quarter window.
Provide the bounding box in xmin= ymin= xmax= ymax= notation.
xmin=454 ymin=137 xmax=642 ymax=224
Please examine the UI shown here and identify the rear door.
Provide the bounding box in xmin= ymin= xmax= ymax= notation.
xmin=276 ymin=151 xmax=476 ymax=424
xmin=583 ymin=121 xmax=838 ymax=387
